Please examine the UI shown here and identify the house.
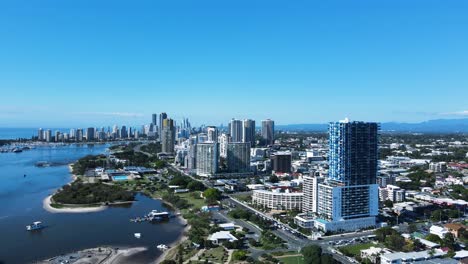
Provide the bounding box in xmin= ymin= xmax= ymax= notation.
xmin=361 ymin=247 xmax=392 ymax=263
xmin=380 ymin=249 xmax=445 ymax=264
xmin=430 ymin=225 xmax=449 ymax=239
xmin=219 ymin=223 xmax=236 ymax=231
xmin=208 ymin=231 xmax=238 ymax=245
xmin=444 ymin=223 xmax=466 ymax=238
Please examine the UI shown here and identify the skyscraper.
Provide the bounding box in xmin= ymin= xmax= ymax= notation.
xmin=86 ymin=127 xmax=95 ymax=141
xmin=315 ymin=119 xmax=379 ymax=232
xmin=159 ymin=112 xmax=168 ymax=140
xmin=152 ymin=113 xmax=157 ymax=126
xmin=229 ymin=119 xmax=243 ymax=142
xmin=196 ymin=142 xmax=219 ymax=177
xmin=218 ymin=133 xmax=231 ymax=158
xmin=162 ymin=118 xmax=175 ymax=153
xmin=45 ymin=129 xmax=52 ymax=142
xmin=242 ymin=119 xmax=256 ymax=147
xmin=207 ymin=126 xmax=218 ymax=143
xmin=261 ymin=119 xmax=275 ymax=146
xmin=37 ymin=128 xmax=43 ymax=141
xmin=226 ymin=142 xmax=251 ymax=173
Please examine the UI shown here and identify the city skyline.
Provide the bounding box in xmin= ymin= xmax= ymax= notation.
xmin=2 ymin=1 xmax=468 ymax=127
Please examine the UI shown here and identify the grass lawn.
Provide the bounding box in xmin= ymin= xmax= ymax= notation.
xmin=277 ymin=255 xmax=304 ymax=264
xmin=176 ymin=192 xmax=205 ymax=210
xmin=339 ymin=242 xmax=375 ymax=257
xmin=200 ymin=246 xmax=228 ymax=263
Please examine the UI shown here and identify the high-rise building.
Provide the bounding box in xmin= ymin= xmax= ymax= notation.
xmin=302 ymin=173 xmax=323 ymax=215
xmin=69 ymin=128 xmax=76 ymax=139
xmin=196 ymin=142 xmax=219 ymax=177
xmin=152 ymin=113 xmax=157 ymax=126
xmin=242 ymin=119 xmax=256 ymax=147
xmin=207 ymin=126 xmax=218 ymax=143
xmin=328 ymin=118 xmax=378 ymax=186
xmin=45 ymin=129 xmax=52 ymax=142
xmin=261 ymin=119 xmax=275 ymax=145
xmin=270 ymin=151 xmax=292 ymax=173
xmin=37 ymin=128 xmax=43 ymax=141
xmin=76 ymin=129 xmax=83 ymax=142
xmin=226 ymin=142 xmax=251 ymax=173
xmin=86 ymin=127 xmax=95 ymax=141
xmin=314 ymin=119 xmax=379 ymax=232
xmin=162 ymin=118 xmax=175 ymax=153
xmin=159 ymin=112 xmax=168 ymax=140
xmin=120 ymin=126 xmax=128 ymax=139
xmin=218 ymin=133 xmax=231 ymax=158
xmin=229 ymin=119 xmax=243 ymax=142
xmin=55 ymin=131 xmax=60 ymax=142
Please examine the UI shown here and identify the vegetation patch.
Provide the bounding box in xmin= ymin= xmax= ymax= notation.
xmin=52 ymin=181 xmax=134 ymax=205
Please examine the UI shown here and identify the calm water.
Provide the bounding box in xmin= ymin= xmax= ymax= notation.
xmin=0 ymin=144 xmax=184 ymax=264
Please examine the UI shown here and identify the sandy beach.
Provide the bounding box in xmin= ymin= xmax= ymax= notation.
xmin=43 ymin=195 xmax=108 ymax=213
xmin=38 ymin=246 xmax=148 ymax=264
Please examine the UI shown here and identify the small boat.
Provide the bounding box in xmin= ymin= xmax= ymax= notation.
xmin=12 ymin=148 xmax=22 ymax=153
xmin=35 ymin=161 xmax=50 ymax=167
xmin=26 ymin=221 xmax=44 ymax=231
xmin=157 ymin=244 xmax=169 ymax=250
xmin=134 ymin=233 xmax=141 ymax=239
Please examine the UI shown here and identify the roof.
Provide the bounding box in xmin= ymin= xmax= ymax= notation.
xmin=454 ymin=250 xmax=468 ymax=260
xmin=445 ymin=223 xmax=466 ymax=231
xmin=219 ymin=223 xmax=236 ymax=228
xmin=208 ymin=231 xmax=238 ymax=242
xmin=382 ymin=250 xmax=445 ymax=261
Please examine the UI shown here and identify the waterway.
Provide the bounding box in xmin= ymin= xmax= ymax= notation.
xmin=0 ymin=144 xmax=183 ymax=264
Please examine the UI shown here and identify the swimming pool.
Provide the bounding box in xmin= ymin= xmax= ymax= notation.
xmin=112 ymin=175 xmax=129 ymax=181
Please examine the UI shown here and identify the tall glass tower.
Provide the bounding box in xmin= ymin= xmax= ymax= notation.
xmin=328 ymin=118 xmax=379 ymax=186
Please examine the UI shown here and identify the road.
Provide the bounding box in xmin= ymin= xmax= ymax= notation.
xmin=164 ymin=162 xmax=369 ymax=263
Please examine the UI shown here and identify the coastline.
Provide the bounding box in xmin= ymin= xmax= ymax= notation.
xmin=38 ymin=246 xmax=148 ymax=264
xmin=43 ymin=195 xmax=108 ymax=213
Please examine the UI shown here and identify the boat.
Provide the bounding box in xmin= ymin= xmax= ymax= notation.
xmin=134 ymin=233 xmax=141 ymax=239
xmin=35 ymin=161 xmax=50 ymax=167
xmin=12 ymin=148 xmax=22 ymax=153
xmin=157 ymin=244 xmax=169 ymax=250
xmin=26 ymin=221 xmax=44 ymax=231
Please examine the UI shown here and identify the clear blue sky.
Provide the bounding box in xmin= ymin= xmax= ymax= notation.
xmin=1 ymin=0 xmax=467 ymax=128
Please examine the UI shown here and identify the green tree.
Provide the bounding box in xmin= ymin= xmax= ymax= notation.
xmin=302 ymin=245 xmax=322 ymax=264
xmin=187 ymin=180 xmax=205 ymax=191
xmin=442 ymin=233 xmax=456 ymax=250
xmin=425 ymin=234 xmax=443 ymax=244
xmin=203 ymin=188 xmax=222 ymax=204
xmin=408 ymin=223 xmax=418 ymax=233
xmin=385 ymin=234 xmax=405 ymax=251
xmin=269 ymin=175 xmax=279 ymax=183
xmin=384 ymin=200 xmax=394 ymax=208
xmin=232 ymin=250 xmax=248 ymax=261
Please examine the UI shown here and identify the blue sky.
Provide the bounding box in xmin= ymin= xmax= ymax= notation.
xmin=1 ymin=0 xmax=467 ymax=127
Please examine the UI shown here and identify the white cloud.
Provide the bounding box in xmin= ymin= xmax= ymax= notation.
xmin=76 ymin=112 xmax=145 ymax=118
xmin=440 ymin=110 xmax=468 ymax=116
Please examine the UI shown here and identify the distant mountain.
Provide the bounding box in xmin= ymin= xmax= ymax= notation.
xmin=277 ymin=118 xmax=468 ymax=133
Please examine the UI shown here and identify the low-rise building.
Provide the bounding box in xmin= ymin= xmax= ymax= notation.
xmin=361 ymin=247 xmax=392 ymax=263
xmin=430 ymin=225 xmax=449 ymax=239
xmin=444 ymin=223 xmax=466 ymax=238
xmin=252 ymin=189 xmax=302 ymax=210
xmin=208 ymin=231 xmax=238 ymax=245
xmin=380 ymin=249 xmax=445 ymax=264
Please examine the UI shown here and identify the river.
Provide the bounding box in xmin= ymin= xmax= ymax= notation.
xmin=0 ymin=144 xmax=183 ymax=264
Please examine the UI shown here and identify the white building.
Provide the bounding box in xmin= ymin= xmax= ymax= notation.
xmin=379 ymin=185 xmax=406 ymax=202
xmin=252 ymin=189 xmax=303 ymax=210
xmin=196 ymin=142 xmax=219 ymax=177
xmin=380 ymin=249 xmax=445 ymax=264
xmin=208 ymin=231 xmax=238 ymax=245
xmin=302 ymin=175 xmax=323 ymax=214
xmin=361 ymin=247 xmax=392 ymax=263
xmin=430 ymin=225 xmax=449 ymax=239
xmin=218 ymin=133 xmax=231 ymax=158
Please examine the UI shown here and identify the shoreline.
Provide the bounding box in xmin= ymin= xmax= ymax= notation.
xmin=43 ymin=195 xmax=108 ymax=213
xmin=38 ymin=246 xmax=148 ymax=264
